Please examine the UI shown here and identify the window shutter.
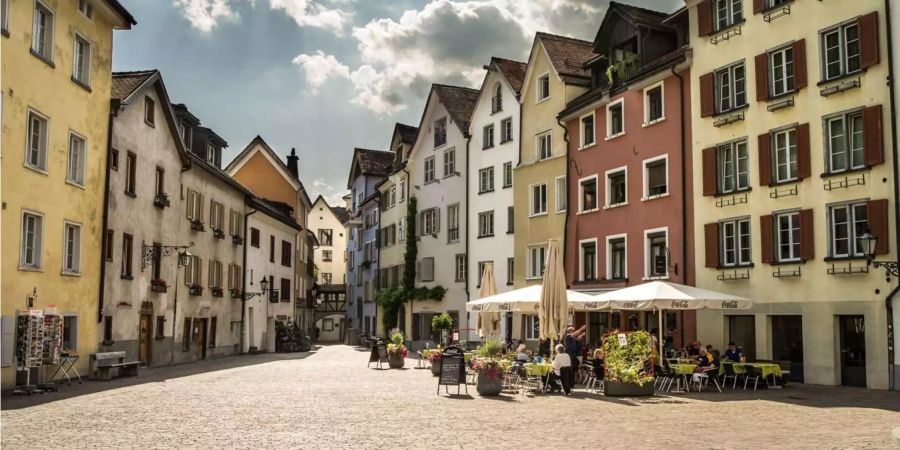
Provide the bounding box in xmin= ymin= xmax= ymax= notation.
xmin=752 ymin=0 xmax=765 ymax=14
xmin=757 ymin=133 xmax=772 ymax=186
xmin=760 ymin=215 xmax=774 ymax=264
xmin=697 ymin=0 xmax=712 ymax=36
xmin=702 ymin=147 xmax=717 ymax=196
xmin=797 ymin=123 xmax=811 ymax=179
xmin=434 ymin=208 xmax=441 ymax=233
xmin=792 ymin=39 xmax=807 ymax=91
xmin=186 ymin=190 xmax=193 ymax=219
xmin=858 ymin=11 xmax=880 ymax=70
xmin=863 ymin=104 xmax=884 ymax=167
xmin=416 ymin=260 xmax=421 ymax=281
xmin=704 ymin=223 xmax=720 ymax=268
xmin=699 ymin=72 xmax=715 ymax=117
xmin=868 ymin=199 xmax=889 ymax=255
xmin=754 ymin=53 xmax=769 ymax=101
xmin=799 ymin=209 xmax=814 ymax=261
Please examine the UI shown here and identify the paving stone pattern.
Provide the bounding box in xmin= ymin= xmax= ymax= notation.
xmin=2 ymin=345 xmax=899 ymax=449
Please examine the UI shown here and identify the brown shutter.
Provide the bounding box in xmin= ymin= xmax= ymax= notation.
xmin=754 ymin=52 xmax=769 ymax=101
xmin=796 ymin=123 xmax=811 ymax=179
xmin=799 ymin=209 xmax=814 ymax=261
xmin=702 ymin=146 xmax=717 ymax=196
xmin=858 ymin=11 xmax=880 ymax=70
xmin=699 ymin=72 xmax=715 ymax=117
xmin=863 ymin=104 xmax=884 ymax=167
xmin=868 ymin=199 xmax=889 ymax=255
xmin=760 ymin=215 xmax=774 ymax=264
xmin=697 ymin=0 xmax=713 ymax=37
xmin=792 ymin=39 xmax=807 ymax=91
xmin=752 ymin=0 xmax=765 ymax=14
xmin=704 ymin=223 xmax=720 ymax=268
xmin=757 ymin=133 xmax=772 ymax=186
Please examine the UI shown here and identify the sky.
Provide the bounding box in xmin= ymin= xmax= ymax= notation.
xmin=113 ymin=0 xmax=683 ymax=207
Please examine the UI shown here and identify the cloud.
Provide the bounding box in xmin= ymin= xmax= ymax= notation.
xmin=269 ymin=0 xmax=351 ymax=34
xmin=312 ymin=177 xmax=335 ymax=190
xmin=292 ymin=51 xmax=351 ymax=93
xmin=173 ymin=0 xmax=238 ymax=32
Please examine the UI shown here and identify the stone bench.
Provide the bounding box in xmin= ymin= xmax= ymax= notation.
xmin=91 ymin=351 xmax=140 ymax=381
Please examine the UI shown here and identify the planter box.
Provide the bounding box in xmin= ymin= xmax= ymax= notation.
xmin=153 ymin=195 xmax=170 ymax=208
xmin=476 ymin=373 xmax=503 ymax=396
xmin=604 ymin=380 xmax=654 ymax=397
xmin=213 ymin=229 xmax=226 ymax=239
xmin=230 ymin=289 xmax=242 ymax=299
xmin=150 ymin=283 xmax=168 ymax=293
xmin=232 ymin=235 xmax=244 ymax=246
xmin=189 ymin=286 xmax=203 ymax=296
xmin=190 ymin=221 xmax=205 ymax=232
xmin=388 ymin=354 xmax=405 ymax=369
xmin=211 ymin=288 xmax=224 ymax=297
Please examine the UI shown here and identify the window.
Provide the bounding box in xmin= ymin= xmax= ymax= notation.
xmin=578 ymin=175 xmax=598 ymax=213
xmin=580 ymin=113 xmax=595 ymax=148
xmin=121 ymin=233 xmax=133 ymax=278
xmin=418 ymin=257 xmax=435 ymax=282
xmin=424 ymin=156 xmax=435 ymax=183
xmin=180 ymin=120 xmax=192 ymax=150
xmin=643 ymin=156 xmax=668 ymax=199
xmin=155 ymin=316 xmax=165 ymax=339
xmin=492 ymin=83 xmax=503 ymax=113
xmin=434 ymin=117 xmax=447 ymax=148
xmin=421 ymin=208 xmax=438 ymax=236
xmin=105 ymin=229 xmax=114 ymax=261
xmin=2 ymin=0 xmax=9 ymax=33
xmin=208 ymin=260 xmax=223 ymax=288
xmin=209 ymin=200 xmax=224 ymax=231
xmin=527 ymin=244 xmax=547 ymax=279
xmin=110 ymin=149 xmax=119 ymax=171
xmin=507 ymin=206 xmax=514 ymax=233
xmin=502 ymin=162 xmax=513 ymax=188
xmin=776 ymin=212 xmax=800 ymax=262
xmin=821 ymin=22 xmax=860 ymax=81
xmin=608 ymin=236 xmax=627 ymax=280
xmin=280 ymin=278 xmax=291 ymax=301
xmin=773 ymin=129 xmax=798 ymax=182
xmin=62 ymin=222 xmax=81 ymax=274
xmin=20 ymin=212 xmax=44 ymax=269
xmin=66 ymin=133 xmax=86 ymax=186
xmin=483 ymin=124 xmax=495 ymax=149
xmin=606 ymin=100 xmax=624 ymax=138
xmin=26 ymin=110 xmax=48 ymax=171
xmin=323 ymin=250 xmax=333 ymax=262
xmin=144 ymin=96 xmax=155 ymax=127
xmin=209 ymin=317 xmax=217 ymax=348
xmin=227 ymin=263 xmax=241 ymax=290
xmin=555 ymin=176 xmax=567 ymax=213
xmin=721 ymin=218 xmax=751 ymax=266
xmin=646 ymin=229 xmax=668 ymax=278
xmin=579 ymin=239 xmax=597 ymax=281
xmin=318 ymin=229 xmax=333 ymax=246
xmin=455 ymin=254 xmax=467 ymax=282
xmin=501 ymin=118 xmax=513 ymax=143
xmin=281 ymin=240 xmax=292 ymax=267
xmin=478 ymin=211 xmax=494 ymax=238
xmin=536 ymin=132 xmax=551 ymax=161
xmin=72 ymin=34 xmax=91 ymax=86
xmin=769 ymin=45 xmax=794 ymax=97
xmin=717 ymin=140 xmax=749 ymax=193
xmin=530 ymin=183 xmax=547 ymax=216
xmin=78 ymin=0 xmax=93 ymax=18
xmin=125 ymin=151 xmax=137 ymax=196
xmin=644 ymin=83 xmax=664 ymax=124
xmin=250 ymin=227 xmax=260 ymax=247
xmin=447 ymin=204 xmax=459 ymax=243
xmin=389 ymin=186 xmax=396 ymax=207
xmin=825 ymin=111 xmax=864 ymax=174
xmin=479 ymin=167 xmax=494 ymax=193
xmin=715 ymin=62 xmax=746 ymax=114
xmin=537 ymin=74 xmax=550 ymax=101
xmin=606 ymin=168 xmax=627 ymax=207
xmin=507 ymin=258 xmax=514 ymax=285
xmin=829 ymin=202 xmax=867 ymax=258
xmin=154 ymin=167 xmax=166 ymax=199
xmin=524 ymin=315 xmax=539 ymax=340
xmin=206 ymin=143 xmax=216 ymax=165
xmin=185 ymin=255 xmax=201 ymax=286
xmin=476 ymin=261 xmax=490 ymax=287
xmin=443 ymin=148 xmax=455 ymax=177
xmin=714 ymin=0 xmax=743 ymax=31
xmin=32 ymin=1 xmax=54 ymax=61
xmin=322 ymin=272 xmax=332 ymax=284
xmin=399 ymin=178 xmax=406 ymax=201
xmin=229 ymin=209 xmax=241 ymax=238
xmin=398 ymin=217 xmax=406 ymax=241
xmin=62 ymin=316 xmax=78 ymax=351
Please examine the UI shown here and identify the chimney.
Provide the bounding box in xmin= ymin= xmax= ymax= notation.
xmin=286 ymin=147 xmax=299 ymax=179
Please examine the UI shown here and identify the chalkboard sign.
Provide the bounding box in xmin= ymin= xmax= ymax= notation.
xmin=368 ymin=343 xmax=389 ymax=369
xmin=436 ymin=346 xmax=468 ymax=395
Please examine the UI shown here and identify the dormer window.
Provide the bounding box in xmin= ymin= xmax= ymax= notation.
xmin=144 ymin=96 xmax=155 ymax=127
xmin=491 ymin=83 xmax=503 ymax=113
xmin=180 ymin=120 xmax=192 ymax=149
xmin=434 ymin=117 xmax=447 ymax=148
xmin=206 ymin=143 xmax=216 ymax=165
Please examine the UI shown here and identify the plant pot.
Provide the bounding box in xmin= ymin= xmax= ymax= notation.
xmin=388 ymin=354 xmax=405 ymax=369
xmin=476 ymin=372 xmax=503 ymax=396
xmin=430 ymin=361 xmax=441 ymax=376
xmin=603 ymin=380 xmax=654 ymax=397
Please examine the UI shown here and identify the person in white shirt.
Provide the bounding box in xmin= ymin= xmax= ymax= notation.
xmin=549 ymin=344 xmax=573 ymax=395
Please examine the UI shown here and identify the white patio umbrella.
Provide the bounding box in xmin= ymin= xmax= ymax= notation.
xmin=592 ymin=281 xmax=752 ymax=358
xmin=539 ymin=240 xmax=567 ymax=348
xmin=476 ymin=262 xmax=500 ymax=337
xmin=465 ymin=285 xmax=599 ymax=313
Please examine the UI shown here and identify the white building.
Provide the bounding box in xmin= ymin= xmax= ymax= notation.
xmin=467 ymin=58 xmax=526 ymax=341
xmin=309 ymin=195 xmax=349 ymax=342
xmin=404 ymin=84 xmax=479 ymax=345
xmin=243 ymin=198 xmax=301 ymax=352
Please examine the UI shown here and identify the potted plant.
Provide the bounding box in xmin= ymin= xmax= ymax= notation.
xmin=425 ymin=348 xmax=443 ymax=376
xmin=211 ymin=286 xmax=223 ymax=297
xmin=230 ymin=288 xmax=242 ymax=299
xmin=602 ymin=330 xmax=655 ymax=397
xmin=386 ymin=329 xmax=408 ymax=369
xmin=232 ymin=234 xmax=244 ymax=245
xmin=431 ymin=313 xmax=453 ymax=346
xmin=150 ymin=278 xmax=168 ymax=293
xmin=153 ymin=193 xmax=170 ymax=208
xmin=471 ymin=337 xmax=508 ymax=396
xmin=189 ymin=284 xmax=203 ymax=296
xmin=213 ymin=228 xmax=226 ymax=239
xmin=190 ymin=219 xmax=205 ymax=232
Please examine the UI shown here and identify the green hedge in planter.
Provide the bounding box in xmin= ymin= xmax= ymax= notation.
xmin=601 ymin=330 xmax=654 ymax=386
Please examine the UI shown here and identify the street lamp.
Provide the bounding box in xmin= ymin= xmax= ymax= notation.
xmin=859 ymin=231 xmax=899 ymax=277
xmin=259 ymin=277 xmax=269 ymax=295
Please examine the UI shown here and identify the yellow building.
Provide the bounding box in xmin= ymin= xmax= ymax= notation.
xmin=511 ymin=33 xmax=593 ymax=341
xmin=1 ymin=0 xmax=134 ymax=389
xmin=686 ymin=0 xmax=895 ymax=389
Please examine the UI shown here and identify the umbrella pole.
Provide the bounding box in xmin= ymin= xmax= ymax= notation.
xmin=658 ymin=307 xmax=664 ymax=360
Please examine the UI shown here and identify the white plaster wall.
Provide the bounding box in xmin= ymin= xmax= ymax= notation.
xmin=309 ymin=197 xmax=347 ymax=285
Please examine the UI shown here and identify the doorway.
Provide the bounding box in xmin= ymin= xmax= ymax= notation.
xmin=138 ymin=314 xmax=152 ymax=365
xmin=505 ymin=313 xmax=513 ymax=343
xmin=194 ymin=318 xmax=208 ymax=360
xmin=248 ymin=307 xmax=255 ymax=350
xmin=728 ymin=315 xmax=756 ymax=361
xmin=771 ymin=315 xmax=803 ymax=382
xmin=838 ymin=315 xmax=866 ymax=387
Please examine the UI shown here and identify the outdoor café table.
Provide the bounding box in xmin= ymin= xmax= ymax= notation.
xmin=523 ymin=363 xmax=553 ymax=392
xmin=668 ymin=363 xmax=697 ymax=393
xmin=720 ymin=362 xmax=782 ymax=385
xmin=666 ymin=358 xmax=695 ymax=365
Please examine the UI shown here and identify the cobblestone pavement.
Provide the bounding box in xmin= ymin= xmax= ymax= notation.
xmin=2 ymin=344 xmax=899 ymax=449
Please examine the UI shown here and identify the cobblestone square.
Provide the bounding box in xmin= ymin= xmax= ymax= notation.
xmin=2 ymin=345 xmax=899 ymax=449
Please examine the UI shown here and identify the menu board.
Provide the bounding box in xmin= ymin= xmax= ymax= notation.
xmin=438 ymin=355 xmax=464 ymax=386
xmin=368 ymin=343 xmax=388 ymax=368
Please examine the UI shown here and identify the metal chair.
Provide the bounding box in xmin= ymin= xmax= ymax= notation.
xmin=722 ymin=363 xmax=741 ymax=389
xmin=743 ymin=365 xmax=762 ymax=391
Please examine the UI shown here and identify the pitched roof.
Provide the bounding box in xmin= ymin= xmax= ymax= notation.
xmin=251 ymin=196 xmax=302 ymax=231
xmin=396 ymin=123 xmax=419 ymax=145
xmin=536 ymin=32 xmax=594 ymax=84
xmin=102 ymin=0 xmax=137 ymax=26
xmin=433 ymin=84 xmax=480 ymax=134
xmin=355 ymin=148 xmax=395 ymax=176
xmin=331 ymin=206 xmax=350 ymax=224
xmin=493 ymin=57 xmax=527 ymax=95
xmin=593 ymin=2 xmax=673 ymax=53
xmin=111 ymin=70 xmax=157 ymax=103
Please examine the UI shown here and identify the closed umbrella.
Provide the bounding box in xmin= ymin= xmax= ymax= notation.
xmin=539 ymin=240 xmax=567 ymax=348
xmin=476 ymin=262 xmax=500 ymax=337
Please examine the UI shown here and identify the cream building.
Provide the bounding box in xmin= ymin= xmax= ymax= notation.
xmin=687 ymin=0 xmax=895 ymax=389
xmin=310 ymin=194 xmax=350 ymax=342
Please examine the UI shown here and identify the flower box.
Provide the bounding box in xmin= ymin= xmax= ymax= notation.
xmin=232 ymin=235 xmax=244 ymax=246
xmin=211 ymin=287 xmax=224 ymax=297
xmin=150 ymin=279 xmax=168 ymax=293
xmin=189 ymin=285 xmax=203 ymax=296
xmin=213 ymin=229 xmax=225 ymax=239
xmin=230 ymin=288 xmax=242 ymax=299
xmin=190 ymin=220 xmax=205 ymax=232
xmin=153 ymin=194 xmax=170 ymax=208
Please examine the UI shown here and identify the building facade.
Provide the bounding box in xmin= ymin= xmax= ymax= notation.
xmin=0 ymin=0 xmax=134 ymax=388
xmin=310 ymin=194 xmax=349 ymax=342
xmin=687 ymin=0 xmax=895 ymax=389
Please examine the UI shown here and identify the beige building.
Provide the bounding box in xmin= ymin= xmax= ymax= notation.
xmin=687 ymin=0 xmax=895 ymax=389
xmin=309 ymin=194 xmax=350 ymax=342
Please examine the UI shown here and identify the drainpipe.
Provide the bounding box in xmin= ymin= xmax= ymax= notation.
xmin=883 ymin=0 xmax=898 ymax=391
xmin=556 ymin=115 xmax=571 ymax=283
xmin=464 ymin=131 xmax=471 ymax=342
xmin=240 ymin=206 xmax=257 ymax=354
xmin=99 ymin=101 xmax=118 ymax=323
xmin=402 ymin=165 xmax=412 ymax=336
xmin=672 ymin=63 xmax=688 ymax=347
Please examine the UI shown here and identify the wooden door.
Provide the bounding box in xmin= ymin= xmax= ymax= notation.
xmin=138 ymin=314 xmax=152 ymax=365
xmin=194 ymin=319 xmax=207 ymax=360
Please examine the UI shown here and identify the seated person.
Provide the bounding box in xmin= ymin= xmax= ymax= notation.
xmin=688 ymin=341 xmax=702 ymax=356
xmin=697 ymin=345 xmax=716 ymax=368
xmin=516 ymin=344 xmax=531 ymax=363
xmin=724 ymin=342 xmax=743 ymax=362
xmin=548 ymin=344 xmax=573 ymax=395
xmin=591 ymin=348 xmax=605 ymax=379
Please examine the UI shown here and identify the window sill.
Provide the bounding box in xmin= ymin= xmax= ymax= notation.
xmin=71 ymin=76 xmax=93 ymax=93
xmin=144 ymin=120 xmax=156 ymax=129
xmin=556 ymin=209 xmax=567 ymax=215
xmin=820 ymin=167 xmax=870 ymax=178
xmin=535 ymin=96 xmax=550 ymax=105
xmin=1 ymin=29 xmax=9 ymax=38
xmin=578 ymin=142 xmax=597 ymax=151
xmin=507 ymin=230 xmax=514 ymax=235
xmin=577 ymin=208 xmax=599 ymax=215
xmin=711 ymin=19 xmax=746 ymax=36
xmin=603 ymin=202 xmax=628 ymax=210
xmin=482 ymin=145 xmax=494 ymax=150
xmin=642 ymin=117 xmax=666 ymax=128
xmin=605 ymin=132 xmax=626 ymax=142
xmin=529 ymin=212 xmax=548 ymax=218
xmin=424 ymin=179 xmax=438 ymax=185
xmin=124 ymin=190 xmax=137 ymax=198
xmin=642 ymin=275 xmax=669 ymax=281
xmin=442 ymin=173 xmax=457 ymax=179
xmin=713 ymin=104 xmax=749 ymax=119
xmin=817 ymin=70 xmax=864 ymax=87
xmin=766 ymin=90 xmax=797 ymax=103
xmin=478 ymin=189 xmax=495 ymax=195
xmin=18 ymin=265 xmax=43 ymax=273
xmin=30 ymin=49 xmax=55 ymax=68
xmin=121 ymin=275 xmax=134 ymax=281
xmin=823 ymin=255 xmax=867 ymax=262
xmin=61 ymin=271 xmax=82 ymax=277
xmin=66 ymin=180 xmax=87 ymax=190
xmin=23 ymin=163 xmax=49 ymax=176
xmin=502 ymin=184 xmax=512 ymax=189
xmin=641 ymin=193 xmax=669 ymax=202
xmin=769 ymin=178 xmax=800 ymax=187
xmin=714 ymin=187 xmax=751 ymax=198
xmin=500 ymin=139 xmax=513 ymax=145
xmin=770 ymin=259 xmax=804 ymax=266
xmin=477 ymin=234 xmax=495 ymax=239
xmin=433 ymin=142 xmax=447 ymax=151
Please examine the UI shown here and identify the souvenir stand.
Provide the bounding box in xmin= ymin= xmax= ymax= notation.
xmin=14 ymin=310 xmax=44 ymax=395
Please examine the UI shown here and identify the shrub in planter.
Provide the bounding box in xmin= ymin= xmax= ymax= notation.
xmin=386 ymin=329 xmax=408 ymax=369
xmin=431 ymin=313 xmax=453 ymax=345
xmin=601 ymin=330 xmax=654 ymax=397
xmin=472 ymin=338 xmax=508 ymax=396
